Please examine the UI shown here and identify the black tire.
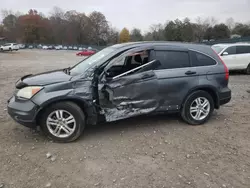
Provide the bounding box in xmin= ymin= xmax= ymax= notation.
xmin=246 ymin=64 xmax=250 ymax=75
xmin=0 ymin=48 xmax=3 ymax=51
xmin=9 ymin=48 xmax=12 ymax=51
xmin=40 ymin=101 xmax=85 ymax=143
xmin=181 ymin=90 xmax=214 ymax=125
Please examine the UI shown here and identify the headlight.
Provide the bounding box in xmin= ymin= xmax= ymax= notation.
xmin=16 ymin=86 xmax=43 ymax=99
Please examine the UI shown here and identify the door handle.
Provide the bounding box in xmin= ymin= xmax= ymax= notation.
xmin=185 ymin=71 xmax=197 ymax=75
xmin=141 ymin=73 xmax=154 ymax=79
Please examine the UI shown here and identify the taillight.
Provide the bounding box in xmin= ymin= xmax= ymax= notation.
xmin=212 ymin=49 xmax=229 ymax=81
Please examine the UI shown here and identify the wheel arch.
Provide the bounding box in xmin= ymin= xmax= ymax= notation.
xmin=181 ymin=86 xmax=219 ymax=109
xmin=35 ymin=97 xmax=98 ymax=126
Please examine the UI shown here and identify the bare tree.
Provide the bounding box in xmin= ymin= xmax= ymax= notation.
xmin=89 ymin=11 xmax=109 ymax=45
xmin=226 ymin=17 xmax=235 ymax=32
xmin=149 ymin=23 xmax=165 ymax=40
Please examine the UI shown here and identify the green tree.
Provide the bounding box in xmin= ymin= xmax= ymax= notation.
xmin=232 ymin=23 xmax=250 ymax=37
xmin=119 ymin=28 xmax=130 ymax=43
xmin=143 ymin=32 xmax=154 ymax=41
xmin=213 ymin=24 xmax=230 ymax=39
xmin=181 ymin=18 xmax=194 ymax=42
xmin=204 ymin=27 xmax=214 ymax=40
xmin=164 ymin=20 xmax=182 ymax=41
xmin=130 ymin=28 xmax=143 ymax=41
xmin=2 ymin=14 xmax=18 ymax=41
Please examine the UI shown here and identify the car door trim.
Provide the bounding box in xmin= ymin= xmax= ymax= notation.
xmin=112 ymin=60 xmax=157 ymax=80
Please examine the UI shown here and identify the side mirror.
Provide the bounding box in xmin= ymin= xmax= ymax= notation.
xmin=222 ymin=52 xmax=229 ymax=56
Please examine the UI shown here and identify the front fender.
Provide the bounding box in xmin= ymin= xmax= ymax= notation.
xmin=31 ymin=87 xmax=98 ymax=125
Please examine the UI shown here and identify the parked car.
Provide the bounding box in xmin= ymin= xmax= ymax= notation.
xmin=0 ymin=43 xmax=19 ymax=51
xmin=73 ymin=46 xmax=78 ymax=50
xmin=76 ymin=49 xmax=96 ymax=56
xmin=55 ymin=45 xmax=63 ymax=50
xmin=19 ymin=44 xmax=26 ymax=49
xmin=68 ymin=46 xmax=73 ymax=50
xmin=42 ymin=45 xmax=49 ymax=50
xmin=28 ymin=45 xmax=34 ymax=49
xmin=48 ymin=45 xmax=54 ymax=50
xmin=63 ymin=46 xmax=68 ymax=50
xmin=37 ymin=44 xmax=43 ymax=49
xmin=212 ymin=43 xmax=250 ymax=74
xmin=7 ymin=42 xmax=231 ymax=142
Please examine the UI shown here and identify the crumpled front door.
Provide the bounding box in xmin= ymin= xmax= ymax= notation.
xmin=99 ymin=70 xmax=159 ymax=122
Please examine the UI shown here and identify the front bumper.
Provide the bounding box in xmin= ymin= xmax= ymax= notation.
xmin=7 ymin=96 xmax=38 ymax=128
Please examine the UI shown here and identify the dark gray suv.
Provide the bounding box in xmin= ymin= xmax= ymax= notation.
xmin=7 ymin=42 xmax=231 ymax=142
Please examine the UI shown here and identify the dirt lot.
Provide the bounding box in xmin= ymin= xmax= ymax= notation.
xmin=0 ymin=50 xmax=250 ymax=188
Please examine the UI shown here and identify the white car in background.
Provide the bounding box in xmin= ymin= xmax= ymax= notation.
xmin=42 ymin=45 xmax=49 ymax=50
xmin=212 ymin=43 xmax=250 ymax=74
xmin=0 ymin=43 xmax=19 ymax=51
xmin=55 ymin=45 xmax=63 ymax=50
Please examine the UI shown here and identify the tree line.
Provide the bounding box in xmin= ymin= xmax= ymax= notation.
xmin=1 ymin=7 xmax=250 ymax=45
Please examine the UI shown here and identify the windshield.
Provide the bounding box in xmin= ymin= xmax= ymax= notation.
xmin=70 ymin=47 xmax=116 ymax=75
xmin=212 ymin=45 xmax=225 ymax=54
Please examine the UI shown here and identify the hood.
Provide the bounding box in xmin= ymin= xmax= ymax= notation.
xmin=16 ymin=69 xmax=72 ymax=89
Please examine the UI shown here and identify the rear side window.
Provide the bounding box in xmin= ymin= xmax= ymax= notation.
xmin=223 ymin=46 xmax=236 ymax=55
xmin=191 ymin=51 xmax=216 ymax=67
xmin=236 ymin=46 xmax=250 ymax=54
xmin=155 ymin=51 xmax=190 ymax=69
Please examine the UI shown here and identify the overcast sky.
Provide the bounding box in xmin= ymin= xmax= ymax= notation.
xmin=1 ymin=0 xmax=250 ymax=32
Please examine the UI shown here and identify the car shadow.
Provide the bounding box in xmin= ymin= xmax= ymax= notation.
xmin=81 ymin=113 xmax=185 ymax=140
xmin=229 ymin=70 xmax=247 ymax=75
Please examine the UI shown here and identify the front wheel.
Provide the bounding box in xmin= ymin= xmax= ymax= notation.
xmin=40 ymin=102 xmax=85 ymax=142
xmin=181 ymin=90 xmax=214 ymax=125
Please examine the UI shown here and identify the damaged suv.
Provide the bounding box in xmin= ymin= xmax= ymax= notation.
xmin=7 ymin=42 xmax=231 ymax=142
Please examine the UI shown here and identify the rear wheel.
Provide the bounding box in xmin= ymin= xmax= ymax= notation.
xmin=181 ymin=90 xmax=214 ymax=125
xmin=246 ymin=64 xmax=250 ymax=75
xmin=9 ymin=47 xmax=12 ymax=51
xmin=40 ymin=102 xmax=85 ymax=143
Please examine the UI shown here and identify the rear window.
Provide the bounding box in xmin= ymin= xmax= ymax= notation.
xmin=155 ymin=51 xmax=190 ymax=69
xmin=236 ymin=46 xmax=250 ymax=54
xmin=191 ymin=51 xmax=216 ymax=67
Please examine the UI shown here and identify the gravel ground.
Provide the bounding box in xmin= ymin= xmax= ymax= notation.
xmin=0 ymin=50 xmax=250 ymax=188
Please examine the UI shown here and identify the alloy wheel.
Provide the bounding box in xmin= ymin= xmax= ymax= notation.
xmin=190 ymin=97 xmax=211 ymax=121
xmin=46 ymin=110 xmax=76 ymax=138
